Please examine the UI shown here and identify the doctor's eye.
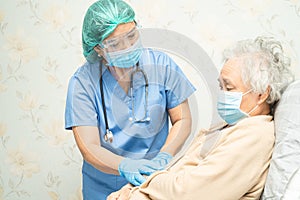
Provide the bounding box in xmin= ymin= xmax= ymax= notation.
xmin=127 ymin=32 xmax=138 ymax=41
xmin=110 ymin=41 xmax=122 ymax=49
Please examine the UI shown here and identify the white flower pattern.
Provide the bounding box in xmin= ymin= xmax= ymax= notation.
xmin=5 ymin=144 xmax=40 ymax=178
xmin=4 ymin=30 xmax=38 ymax=63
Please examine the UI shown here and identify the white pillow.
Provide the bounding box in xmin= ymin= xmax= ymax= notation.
xmin=261 ymin=80 xmax=300 ymax=200
xmin=283 ymin=168 xmax=300 ymax=200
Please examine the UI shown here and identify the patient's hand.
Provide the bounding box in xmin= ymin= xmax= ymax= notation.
xmin=107 ymin=184 xmax=133 ymax=200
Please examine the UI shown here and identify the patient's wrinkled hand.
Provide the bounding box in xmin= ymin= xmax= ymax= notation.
xmin=107 ymin=184 xmax=133 ymax=200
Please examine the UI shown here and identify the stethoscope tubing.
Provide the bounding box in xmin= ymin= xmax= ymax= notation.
xmin=99 ymin=62 xmax=149 ymax=143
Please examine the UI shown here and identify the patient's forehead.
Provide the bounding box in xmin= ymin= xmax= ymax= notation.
xmin=220 ymin=58 xmax=242 ymax=85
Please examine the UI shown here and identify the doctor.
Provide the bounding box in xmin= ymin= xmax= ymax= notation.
xmin=64 ymin=0 xmax=196 ymax=199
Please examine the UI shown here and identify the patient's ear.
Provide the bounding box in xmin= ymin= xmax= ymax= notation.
xmin=258 ymin=86 xmax=271 ymax=105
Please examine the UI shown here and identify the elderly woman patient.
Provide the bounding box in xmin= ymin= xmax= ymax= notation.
xmin=107 ymin=36 xmax=294 ymax=200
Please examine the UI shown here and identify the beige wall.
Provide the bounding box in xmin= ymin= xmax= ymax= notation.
xmin=0 ymin=0 xmax=299 ymax=199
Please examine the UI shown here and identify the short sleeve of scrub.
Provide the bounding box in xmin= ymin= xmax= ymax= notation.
xmin=65 ymin=64 xmax=99 ymax=130
xmin=166 ymin=59 xmax=195 ymax=109
xmin=147 ymin=50 xmax=196 ymax=109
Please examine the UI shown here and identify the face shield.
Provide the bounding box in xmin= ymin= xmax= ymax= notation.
xmin=99 ymin=26 xmax=143 ymax=68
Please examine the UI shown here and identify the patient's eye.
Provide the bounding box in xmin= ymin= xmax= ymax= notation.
xmin=226 ymin=86 xmax=234 ymax=91
xmin=222 ymin=79 xmax=235 ymax=91
xmin=223 ymin=84 xmax=235 ymax=91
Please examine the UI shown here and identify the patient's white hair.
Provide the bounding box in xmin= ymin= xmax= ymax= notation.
xmin=223 ymin=36 xmax=294 ymax=105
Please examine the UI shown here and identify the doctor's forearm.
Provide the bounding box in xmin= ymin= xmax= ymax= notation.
xmin=73 ymin=126 xmax=123 ymax=175
xmin=85 ymin=144 xmax=124 ymax=174
xmin=161 ymin=100 xmax=192 ymax=155
xmin=160 ymin=118 xmax=192 ymax=155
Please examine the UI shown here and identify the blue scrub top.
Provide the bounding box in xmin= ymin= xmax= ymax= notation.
xmin=65 ymin=48 xmax=196 ymax=199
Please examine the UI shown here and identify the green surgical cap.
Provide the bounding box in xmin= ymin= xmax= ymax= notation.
xmin=82 ymin=0 xmax=135 ymax=63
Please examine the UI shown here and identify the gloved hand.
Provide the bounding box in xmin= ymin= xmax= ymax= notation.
xmin=139 ymin=152 xmax=173 ymax=176
xmin=118 ymin=158 xmax=162 ymax=186
xmin=152 ymin=152 xmax=173 ymax=166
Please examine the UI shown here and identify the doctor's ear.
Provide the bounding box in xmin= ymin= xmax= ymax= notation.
xmin=94 ymin=45 xmax=105 ymax=57
xmin=257 ymin=86 xmax=271 ymax=105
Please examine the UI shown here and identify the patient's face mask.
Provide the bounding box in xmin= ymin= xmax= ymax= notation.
xmin=217 ymin=89 xmax=258 ymax=125
xmin=100 ymin=27 xmax=143 ymax=68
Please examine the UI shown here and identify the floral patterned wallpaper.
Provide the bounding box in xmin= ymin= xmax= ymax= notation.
xmin=0 ymin=0 xmax=299 ymax=199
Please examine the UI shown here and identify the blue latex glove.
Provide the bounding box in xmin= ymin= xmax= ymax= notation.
xmin=152 ymin=152 xmax=173 ymax=166
xmin=118 ymin=158 xmax=162 ymax=186
xmin=139 ymin=152 xmax=173 ymax=176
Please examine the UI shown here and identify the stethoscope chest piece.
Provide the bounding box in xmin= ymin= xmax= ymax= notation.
xmin=104 ymin=129 xmax=113 ymax=143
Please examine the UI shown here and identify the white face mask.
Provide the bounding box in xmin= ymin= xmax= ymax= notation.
xmin=217 ymin=89 xmax=258 ymax=125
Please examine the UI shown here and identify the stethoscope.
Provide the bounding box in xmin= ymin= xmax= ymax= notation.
xmin=100 ymin=62 xmax=150 ymax=143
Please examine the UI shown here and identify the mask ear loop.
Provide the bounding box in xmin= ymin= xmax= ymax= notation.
xmin=240 ymin=89 xmax=258 ymax=116
xmin=243 ymin=89 xmax=260 ymax=116
xmin=242 ymin=89 xmax=253 ymax=96
xmin=97 ymin=44 xmax=111 ymax=67
xmin=247 ymin=104 xmax=259 ymax=116
xmin=133 ymin=20 xmax=142 ymax=29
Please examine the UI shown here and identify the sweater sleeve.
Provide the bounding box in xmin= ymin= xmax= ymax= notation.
xmin=133 ymin=118 xmax=274 ymax=200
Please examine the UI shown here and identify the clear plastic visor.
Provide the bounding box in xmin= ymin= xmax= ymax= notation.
xmin=100 ymin=27 xmax=140 ymax=52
